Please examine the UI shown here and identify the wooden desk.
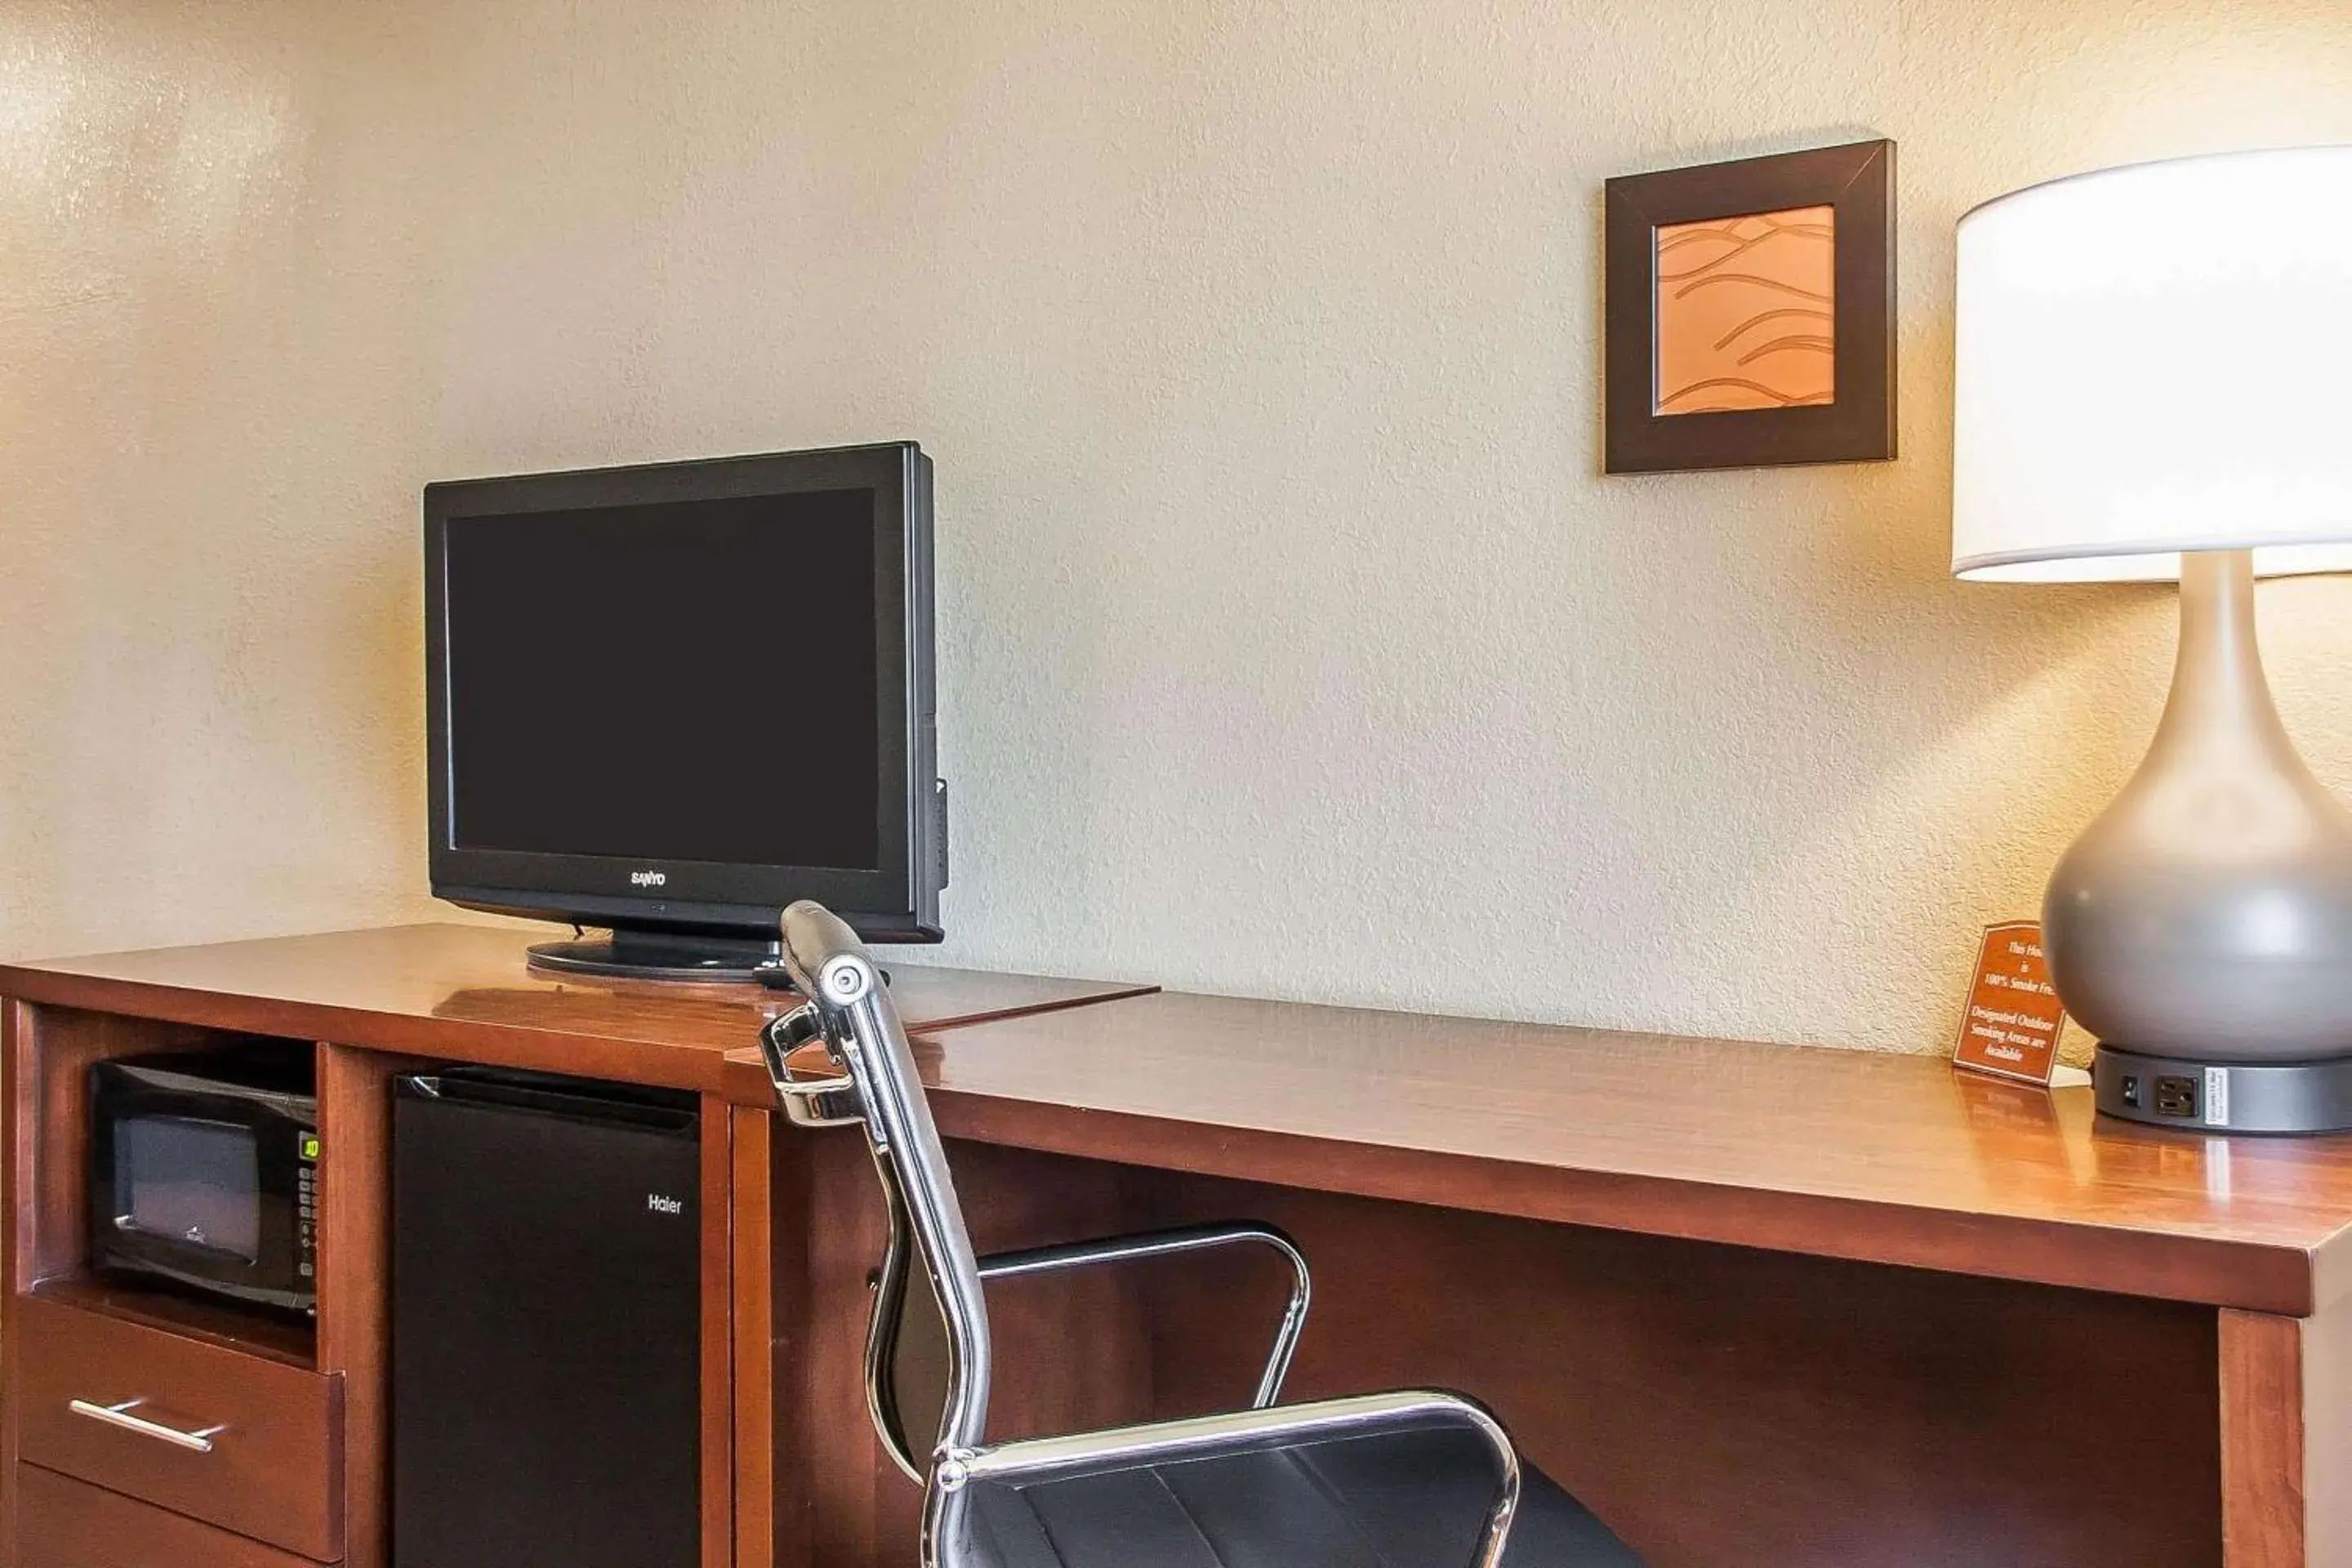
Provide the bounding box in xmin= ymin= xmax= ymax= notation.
xmin=733 ymin=991 xmax=2352 ymax=1315
xmin=7 ymin=925 xmax=2349 ymax=1566
xmin=746 ymin=991 xmax=2352 ymax=1567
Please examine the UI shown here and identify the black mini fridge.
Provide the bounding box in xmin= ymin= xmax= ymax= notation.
xmin=392 ymin=1068 xmax=701 ymax=1568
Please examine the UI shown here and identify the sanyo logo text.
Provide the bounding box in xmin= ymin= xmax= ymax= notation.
xmin=647 ymin=1194 xmax=684 ymax=1216
xmin=630 ymin=870 xmax=667 ymax=888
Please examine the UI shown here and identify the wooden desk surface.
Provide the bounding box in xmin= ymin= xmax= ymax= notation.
xmin=727 ymin=988 xmax=2352 ymax=1317
xmin=13 ymin=924 xmax=2352 ymax=1317
xmin=0 ymin=923 xmax=1153 ymax=1096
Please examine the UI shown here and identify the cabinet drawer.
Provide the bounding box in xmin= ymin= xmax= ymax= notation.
xmin=15 ymin=1464 xmax=323 ymax=1568
xmin=16 ymin=1294 xmax=343 ymax=1561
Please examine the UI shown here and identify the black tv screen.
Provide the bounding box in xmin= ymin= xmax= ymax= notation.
xmin=425 ymin=444 xmax=941 ymax=959
xmin=446 ymin=491 xmax=880 ymax=869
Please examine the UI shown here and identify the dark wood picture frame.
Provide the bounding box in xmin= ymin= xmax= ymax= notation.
xmin=1604 ymin=139 xmax=1895 ymax=474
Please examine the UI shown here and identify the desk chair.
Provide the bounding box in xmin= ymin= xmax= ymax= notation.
xmin=759 ymin=900 xmax=1643 ymax=1568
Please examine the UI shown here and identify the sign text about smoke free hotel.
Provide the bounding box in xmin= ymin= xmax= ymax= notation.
xmin=1953 ymin=921 xmax=2067 ymax=1086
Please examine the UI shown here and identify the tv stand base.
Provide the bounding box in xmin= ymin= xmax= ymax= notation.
xmin=526 ymin=932 xmax=786 ymax=985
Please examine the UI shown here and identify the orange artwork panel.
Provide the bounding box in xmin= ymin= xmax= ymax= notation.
xmin=1654 ymin=204 xmax=1835 ymax=416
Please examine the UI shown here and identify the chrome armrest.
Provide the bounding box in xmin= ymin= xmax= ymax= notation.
xmin=978 ymin=1222 xmax=1312 ymax=1408
xmin=935 ymin=1389 xmax=1522 ymax=1568
xmin=759 ymin=1001 xmax=865 ymax=1127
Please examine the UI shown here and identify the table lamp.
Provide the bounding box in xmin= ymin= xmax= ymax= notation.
xmin=1953 ymin=145 xmax=2352 ymax=1134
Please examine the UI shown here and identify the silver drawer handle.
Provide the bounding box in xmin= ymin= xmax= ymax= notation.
xmin=68 ymin=1398 xmax=224 ymax=1454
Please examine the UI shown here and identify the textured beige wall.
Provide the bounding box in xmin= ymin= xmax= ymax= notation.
xmin=2 ymin=0 xmax=2349 ymax=1050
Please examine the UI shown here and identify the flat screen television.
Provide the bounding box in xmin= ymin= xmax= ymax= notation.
xmin=425 ymin=443 xmax=942 ymax=981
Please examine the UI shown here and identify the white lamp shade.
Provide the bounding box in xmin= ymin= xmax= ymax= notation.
xmin=1953 ymin=145 xmax=2352 ymax=583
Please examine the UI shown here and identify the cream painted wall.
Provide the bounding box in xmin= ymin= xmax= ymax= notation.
xmin=2 ymin=0 xmax=2349 ymax=1051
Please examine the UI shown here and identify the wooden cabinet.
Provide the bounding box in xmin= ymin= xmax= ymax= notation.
xmin=14 ymin=1293 xmax=343 ymax=1561
xmin=1 ymin=927 xmax=1145 ymax=1568
xmin=14 ymin=1465 xmax=321 ymax=1568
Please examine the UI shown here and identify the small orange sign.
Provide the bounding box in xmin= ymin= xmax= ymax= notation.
xmin=1953 ymin=920 xmax=2068 ymax=1085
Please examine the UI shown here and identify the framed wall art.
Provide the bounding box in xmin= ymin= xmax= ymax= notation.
xmin=1604 ymin=139 xmax=1895 ymax=473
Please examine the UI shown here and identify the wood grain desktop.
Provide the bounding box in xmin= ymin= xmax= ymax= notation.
xmin=0 ymin=923 xmax=1156 ymax=1092
xmin=6 ymin=924 xmax=2348 ymax=1566
xmin=742 ymin=988 xmax=2352 ymax=1316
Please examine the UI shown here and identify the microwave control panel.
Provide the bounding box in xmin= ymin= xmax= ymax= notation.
xmin=297 ymin=1129 xmax=320 ymax=1279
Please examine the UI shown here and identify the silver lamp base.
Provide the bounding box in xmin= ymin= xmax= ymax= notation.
xmin=2044 ymin=550 xmax=2352 ymax=1135
xmin=2093 ymin=1045 xmax=2352 ymax=1134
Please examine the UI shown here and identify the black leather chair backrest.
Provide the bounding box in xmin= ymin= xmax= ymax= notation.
xmin=770 ymin=900 xmax=996 ymax=1483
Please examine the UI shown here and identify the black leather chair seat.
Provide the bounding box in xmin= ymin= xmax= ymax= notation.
xmin=962 ymin=1423 xmax=1643 ymax=1567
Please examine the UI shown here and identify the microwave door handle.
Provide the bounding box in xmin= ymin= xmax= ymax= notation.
xmin=68 ymin=1397 xmax=225 ymax=1454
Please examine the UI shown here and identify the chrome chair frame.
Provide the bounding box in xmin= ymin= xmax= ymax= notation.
xmin=763 ymin=901 xmax=1524 ymax=1568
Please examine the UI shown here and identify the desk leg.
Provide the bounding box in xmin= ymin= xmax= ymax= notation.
xmin=2223 ymin=1303 xmax=2352 ymax=1566
xmin=315 ymin=1042 xmax=439 ymax=1568
xmin=700 ymin=1099 xmax=735 ymax=1568
xmin=731 ymin=1105 xmax=800 ymax=1568
xmin=2 ymin=1000 xmax=31 ymax=1568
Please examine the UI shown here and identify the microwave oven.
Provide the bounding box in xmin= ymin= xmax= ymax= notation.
xmin=87 ymin=1047 xmax=319 ymax=1316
